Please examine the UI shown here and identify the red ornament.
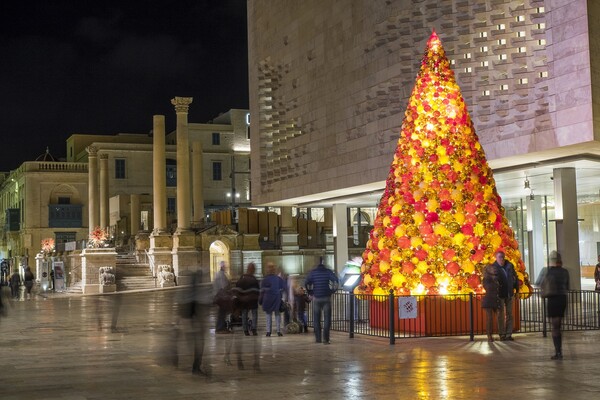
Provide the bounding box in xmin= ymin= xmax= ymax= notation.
xmin=425 ymin=212 xmax=439 ymax=223
xmin=442 ymin=248 xmax=456 ymax=261
xmin=421 ymin=272 xmax=436 ymax=288
xmin=402 ymin=261 xmax=415 ymax=274
xmin=414 ymin=248 xmax=428 ymax=261
xmin=446 ymin=261 xmax=460 ymax=276
xmin=439 ymin=200 xmax=453 ymax=211
xmin=397 ymin=236 xmax=411 ymax=249
xmin=466 ymin=273 xmax=481 ymax=289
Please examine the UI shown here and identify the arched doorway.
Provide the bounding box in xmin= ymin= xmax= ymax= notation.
xmin=209 ymin=240 xmax=230 ymax=281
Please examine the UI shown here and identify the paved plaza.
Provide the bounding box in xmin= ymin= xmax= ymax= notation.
xmin=1 ymin=287 xmax=600 ymax=399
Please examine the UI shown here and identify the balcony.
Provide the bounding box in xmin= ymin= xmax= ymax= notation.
xmin=49 ymin=204 xmax=83 ymax=228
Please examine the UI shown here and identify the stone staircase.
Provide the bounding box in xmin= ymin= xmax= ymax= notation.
xmin=65 ymin=280 xmax=83 ymax=295
xmin=115 ymin=252 xmax=156 ymax=292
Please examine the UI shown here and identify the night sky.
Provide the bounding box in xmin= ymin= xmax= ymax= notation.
xmin=0 ymin=1 xmax=248 ymax=172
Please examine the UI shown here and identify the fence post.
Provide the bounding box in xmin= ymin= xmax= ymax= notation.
xmin=469 ymin=293 xmax=474 ymax=341
xmin=349 ymin=292 xmax=355 ymax=338
xmin=389 ymin=289 xmax=395 ymax=345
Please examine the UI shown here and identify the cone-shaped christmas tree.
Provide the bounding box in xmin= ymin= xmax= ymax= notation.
xmin=358 ymin=31 xmax=531 ymax=298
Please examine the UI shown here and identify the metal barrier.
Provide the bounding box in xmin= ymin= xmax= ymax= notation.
xmin=305 ymin=289 xmax=600 ymax=343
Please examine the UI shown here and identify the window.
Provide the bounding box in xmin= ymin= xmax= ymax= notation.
xmin=464 ymin=67 xmax=472 ymax=73
xmin=519 ymin=78 xmax=529 ymax=84
xmin=115 ymin=159 xmax=126 ymax=179
xmin=167 ymin=197 xmax=176 ymax=214
xmin=479 ymin=32 xmax=488 ymax=38
xmin=55 ymin=232 xmax=76 ymax=244
xmin=212 ymin=132 xmax=220 ymax=145
xmin=498 ymin=39 xmax=507 ymax=45
xmin=58 ymin=197 xmax=70 ymax=205
xmin=212 ymin=161 xmax=222 ymax=181
xmin=480 ymin=46 xmax=488 ymax=52
xmin=539 ymin=71 xmax=548 ymax=78
xmin=481 ymin=61 xmax=489 ymax=67
xmin=517 ymin=31 xmax=526 ymax=38
xmin=516 ymin=15 xmax=525 ymax=22
xmin=166 ymin=163 xmax=177 ymax=187
xmin=500 ymin=84 xmax=508 ymax=91
xmin=482 ymin=90 xmax=490 ymax=96
xmin=497 ymin=24 xmax=506 ymax=30
xmin=498 ymin=54 xmax=507 ymax=60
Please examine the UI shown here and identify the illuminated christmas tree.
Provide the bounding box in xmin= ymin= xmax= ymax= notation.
xmin=357 ymin=31 xmax=531 ymax=298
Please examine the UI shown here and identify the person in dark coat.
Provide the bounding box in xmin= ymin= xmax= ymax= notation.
xmin=482 ymin=263 xmax=500 ymax=342
xmin=259 ymin=262 xmax=286 ymax=337
xmin=594 ymin=255 xmax=600 ymax=292
xmin=305 ymin=262 xmax=339 ymax=344
xmin=493 ymin=249 xmax=519 ymax=341
xmin=24 ymin=266 xmax=35 ymax=300
xmin=541 ymin=251 xmax=570 ymax=360
xmin=9 ymin=270 xmax=21 ymax=299
xmin=234 ymin=262 xmax=260 ymax=336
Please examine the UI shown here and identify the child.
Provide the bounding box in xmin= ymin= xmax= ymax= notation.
xmin=293 ymin=285 xmax=311 ymax=333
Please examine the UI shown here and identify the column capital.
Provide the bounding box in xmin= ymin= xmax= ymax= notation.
xmin=99 ymin=153 xmax=109 ymax=160
xmin=86 ymin=146 xmax=98 ymax=156
xmin=171 ymin=97 xmax=193 ymax=113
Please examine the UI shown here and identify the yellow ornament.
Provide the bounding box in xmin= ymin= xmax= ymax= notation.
xmin=453 ymin=233 xmax=465 ymax=245
xmin=417 ymin=261 xmax=429 ymax=274
xmin=462 ymin=259 xmax=475 ymax=274
xmin=414 ymin=212 xmax=425 ymax=225
xmin=392 ymin=274 xmax=407 ymax=288
xmin=454 ymin=212 xmax=465 ymax=224
xmin=411 ymin=237 xmax=423 ymax=248
xmin=380 ymin=260 xmax=390 ymax=273
xmin=364 ymin=274 xmax=372 ymax=285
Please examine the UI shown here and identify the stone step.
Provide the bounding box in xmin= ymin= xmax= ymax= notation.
xmin=66 ymin=281 xmax=83 ymax=294
xmin=117 ymin=276 xmax=157 ymax=291
xmin=115 ymin=264 xmax=152 ymax=277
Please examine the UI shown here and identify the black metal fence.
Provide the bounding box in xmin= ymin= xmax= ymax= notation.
xmin=305 ymin=289 xmax=600 ymax=343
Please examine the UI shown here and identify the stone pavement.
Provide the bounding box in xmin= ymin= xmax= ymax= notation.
xmin=1 ymin=287 xmax=600 ymax=400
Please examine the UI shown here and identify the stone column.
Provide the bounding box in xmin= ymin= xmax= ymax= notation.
xmin=99 ymin=153 xmax=109 ymax=229
xmin=149 ymin=115 xmax=172 ymax=274
xmin=526 ymin=195 xmax=545 ymax=285
xmin=332 ymin=204 xmax=348 ymax=274
xmin=87 ymin=146 xmax=99 ymax=232
xmin=192 ymin=141 xmax=205 ymax=224
xmin=323 ymin=207 xmax=334 ymax=251
xmin=171 ymin=97 xmax=197 ymax=284
xmin=172 ymin=96 xmax=193 ymax=232
xmin=553 ymin=168 xmax=581 ymax=290
xmin=130 ymin=194 xmax=140 ymax=236
xmin=152 ymin=115 xmax=167 ymax=233
xmin=280 ymin=206 xmax=299 ymax=251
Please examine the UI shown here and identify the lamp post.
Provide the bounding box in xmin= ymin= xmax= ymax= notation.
xmin=340 ymin=259 xmax=362 ymax=338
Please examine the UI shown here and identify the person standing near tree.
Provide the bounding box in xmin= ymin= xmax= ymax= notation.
xmin=305 ymin=261 xmax=339 ymax=344
xmin=493 ymin=249 xmax=519 ymax=341
xmin=541 ymin=251 xmax=570 ymax=360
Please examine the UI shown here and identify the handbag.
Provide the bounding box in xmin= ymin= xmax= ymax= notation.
xmin=279 ymin=300 xmax=289 ymax=313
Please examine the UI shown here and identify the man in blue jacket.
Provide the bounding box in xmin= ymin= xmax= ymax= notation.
xmin=305 ymin=262 xmax=339 ymax=344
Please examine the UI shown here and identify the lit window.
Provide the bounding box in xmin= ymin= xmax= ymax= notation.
xmin=519 ymin=78 xmax=528 ymax=84
xmin=537 ymin=7 xmax=545 ymax=13
xmin=537 ymin=23 xmax=546 ymax=29
xmin=517 ymin=31 xmax=526 ymax=38
xmin=450 ymin=59 xmax=455 ymax=65
xmin=498 ymin=39 xmax=507 ymax=45
xmin=482 ymin=90 xmax=491 ymax=96
xmin=500 ymin=84 xmax=508 ymax=90
xmin=481 ymin=61 xmax=489 ymax=67
xmin=464 ymin=53 xmax=471 ymax=59
xmin=499 ymin=54 xmax=507 ymax=60
xmin=519 ymin=47 xmax=527 ymax=53
xmin=539 ymin=71 xmax=549 ymax=78
xmin=465 ymin=67 xmax=472 ymax=73
xmin=497 ymin=24 xmax=506 ymax=30
xmin=480 ymin=46 xmax=488 ymax=52
xmin=516 ymin=15 xmax=525 ymax=22
xmin=538 ymin=39 xmax=546 ymax=45
xmin=480 ymin=32 xmax=488 ymax=38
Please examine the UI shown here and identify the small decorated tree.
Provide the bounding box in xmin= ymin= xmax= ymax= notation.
xmin=41 ymin=238 xmax=55 ymax=254
xmin=88 ymin=227 xmax=109 ymax=248
xmin=357 ymin=31 xmax=531 ymax=298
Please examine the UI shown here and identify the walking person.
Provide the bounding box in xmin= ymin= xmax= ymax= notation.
xmin=482 ymin=263 xmax=500 ymax=342
xmin=305 ymin=261 xmax=339 ymax=344
xmin=293 ymin=282 xmax=310 ymax=333
xmin=24 ymin=266 xmax=35 ymax=300
xmin=259 ymin=262 xmax=286 ymax=337
xmin=594 ymin=255 xmax=600 ymax=292
xmin=541 ymin=251 xmax=570 ymax=360
xmin=493 ymin=249 xmax=519 ymax=341
xmin=235 ymin=262 xmax=260 ymax=336
xmin=9 ymin=269 xmax=21 ymax=300
xmin=213 ymin=261 xmax=231 ymax=333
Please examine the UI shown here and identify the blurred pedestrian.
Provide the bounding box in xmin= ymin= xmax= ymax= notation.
xmin=305 ymin=261 xmax=339 ymax=344
xmin=24 ymin=266 xmax=35 ymax=300
xmin=9 ymin=269 xmax=21 ymax=299
xmin=594 ymin=255 xmax=600 ymax=292
xmin=493 ymin=249 xmax=519 ymax=341
xmin=234 ymin=262 xmax=260 ymax=336
xmin=541 ymin=251 xmax=570 ymax=360
xmin=293 ymin=281 xmax=310 ymax=333
xmin=259 ymin=262 xmax=286 ymax=337
xmin=213 ymin=261 xmax=231 ymax=333
xmin=482 ymin=263 xmax=500 ymax=342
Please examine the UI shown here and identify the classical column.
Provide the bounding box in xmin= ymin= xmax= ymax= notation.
xmin=332 ymin=203 xmax=348 ymax=274
xmin=526 ymin=196 xmax=545 ymax=285
xmin=87 ymin=146 xmax=99 ymax=232
xmin=323 ymin=207 xmax=334 ymax=251
xmin=149 ymin=115 xmax=172 ymax=275
xmin=99 ymin=153 xmax=109 ymax=229
xmin=130 ymin=194 xmax=140 ymax=236
xmin=152 ymin=115 xmax=167 ymax=233
xmin=171 ymin=96 xmax=193 ymax=232
xmin=553 ymin=168 xmax=581 ymax=289
xmin=192 ymin=141 xmax=205 ymax=224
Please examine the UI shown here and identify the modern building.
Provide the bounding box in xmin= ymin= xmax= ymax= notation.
xmin=247 ymin=0 xmax=600 ymax=287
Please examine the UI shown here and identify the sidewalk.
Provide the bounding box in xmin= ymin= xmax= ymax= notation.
xmin=1 ymin=289 xmax=599 ymax=399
